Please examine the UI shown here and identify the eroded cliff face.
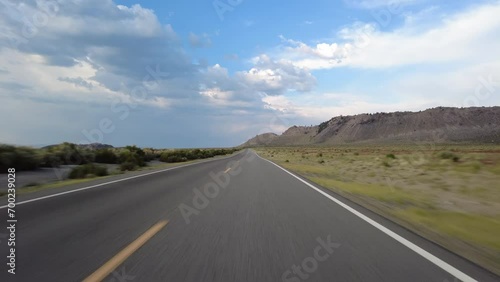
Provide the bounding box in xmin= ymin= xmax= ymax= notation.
xmin=242 ymin=107 xmax=500 ymax=146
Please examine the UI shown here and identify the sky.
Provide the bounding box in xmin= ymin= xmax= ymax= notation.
xmin=0 ymin=0 xmax=499 ymax=148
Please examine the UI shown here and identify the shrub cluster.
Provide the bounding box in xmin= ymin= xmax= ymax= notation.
xmin=118 ymin=146 xmax=147 ymax=171
xmin=1 ymin=143 xmax=238 ymax=174
xmin=1 ymin=142 xmax=98 ymax=172
xmin=0 ymin=145 xmax=41 ymax=171
xmin=68 ymin=164 xmax=108 ymax=179
xmin=94 ymin=149 xmax=118 ymax=164
xmin=160 ymin=148 xmax=237 ymax=163
xmin=386 ymin=153 xmax=396 ymax=159
xmin=41 ymin=142 xmax=94 ymax=167
xmin=439 ymin=152 xmax=460 ymax=162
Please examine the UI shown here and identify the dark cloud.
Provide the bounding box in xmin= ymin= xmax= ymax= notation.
xmin=58 ymin=76 xmax=94 ymax=89
xmin=0 ymin=0 xmax=196 ymax=91
xmin=0 ymin=0 xmax=319 ymax=147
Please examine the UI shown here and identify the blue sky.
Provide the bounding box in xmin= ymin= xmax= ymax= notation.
xmin=0 ymin=0 xmax=499 ymax=148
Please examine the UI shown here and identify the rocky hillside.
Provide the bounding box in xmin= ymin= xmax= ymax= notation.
xmin=242 ymin=107 xmax=500 ymax=146
xmin=243 ymin=133 xmax=279 ymax=147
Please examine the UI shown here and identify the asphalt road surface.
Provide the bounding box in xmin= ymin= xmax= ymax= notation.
xmin=0 ymin=150 xmax=498 ymax=282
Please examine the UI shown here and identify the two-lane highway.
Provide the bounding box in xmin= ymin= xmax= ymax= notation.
xmin=0 ymin=150 xmax=497 ymax=281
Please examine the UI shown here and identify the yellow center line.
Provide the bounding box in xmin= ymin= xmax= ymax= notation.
xmin=83 ymin=220 xmax=169 ymax=282
xmin=224 ymin=167 xmax=231 ymax=173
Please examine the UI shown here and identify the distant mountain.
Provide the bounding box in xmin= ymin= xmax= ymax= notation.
xmin=242 ymin=133 xmax=279 ymax=147
xmin=242 ymin=107 xmax=500 ymax=146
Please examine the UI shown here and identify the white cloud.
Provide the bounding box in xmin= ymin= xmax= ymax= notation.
xmin=261 ymin=92 xmax=436 ymax=123
xmin=277 ymin=2 xmax=500 ymax=70
xmin=237 ymin=55 xmax=316 ymax=94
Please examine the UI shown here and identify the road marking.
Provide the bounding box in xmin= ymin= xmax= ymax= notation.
xmin=257 ymin=154 xmax=478 ymax=282
xmin=0 ymin=151 xmax=244 ymax=209
xmin=83 ymin=220 xmax=168 ymax=282
xmin=224 ymin=167 xmax=231 ymax=173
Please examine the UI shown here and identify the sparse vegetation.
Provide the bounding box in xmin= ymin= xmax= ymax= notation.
xmin=386 ymin=153 xmax=396 ymax=159
xmin=255 ymin=145 xmax=500 ymax=274
xmin=439 ymin=151 xmax=460 ymax=162
xmin=317 ymin=120 xmax=329 ymax=134
xmin=68 ymin=164 xmax=108 ymax=179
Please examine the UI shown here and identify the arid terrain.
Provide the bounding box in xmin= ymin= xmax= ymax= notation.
xmin=243 ymin=106 xmax=500 ymax=275
xmin=243 ymin=107 xmax=500 ymax=147
xmin=253 ymin=144 xmax=500 ymax=275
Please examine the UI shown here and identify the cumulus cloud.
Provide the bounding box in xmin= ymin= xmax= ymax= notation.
xmin=277 ymin=2 xmax=500 ymax=70
xmin=0 ymin=0 xmax=310 ymax=111
xmin=0 ymin=0 xmax=193 ymax=97
xmin=237 ymin=55 xmax=316 ymax=94
xmin=252 ymin=1 xmax=500 ymax=123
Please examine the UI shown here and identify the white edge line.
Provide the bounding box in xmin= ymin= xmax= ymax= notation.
xmin=257 ymin=154 xmax=477 ymax=282
xmin=0 ymin=152 xmax=243 ymax=210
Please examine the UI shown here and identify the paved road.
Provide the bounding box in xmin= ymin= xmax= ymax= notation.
xmin=0 ymin=150 xmax=497 ymax=281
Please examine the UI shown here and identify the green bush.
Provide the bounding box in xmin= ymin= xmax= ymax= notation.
xmin=44 ymin=142 xmax=94 ymax=165
xmin=159 ymin=148 xmax=237 ymax=163
xmin=68 ymin=164 xmax=108 ymax=179
xmin=120 ymin=162 xmax=137 ymax=171
xmin=40 ymin=151 xmax=62 ymax=167
xmin=386 ymin=153 xmax=396 ymax=159
xmin=118 ymin=145 xmax=146 ymax=169
xmin=0 ymin=145 xmax=41 ymax=171
xmin=95 ymin=149 xmax=118 ymax=164
xmin=439 ymin=152 xmax=460 ymax=162
xmin=142 ymin=148 xmax=158 ymax=162
xmin=159 ymin=152 xmax=187 ymax=163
